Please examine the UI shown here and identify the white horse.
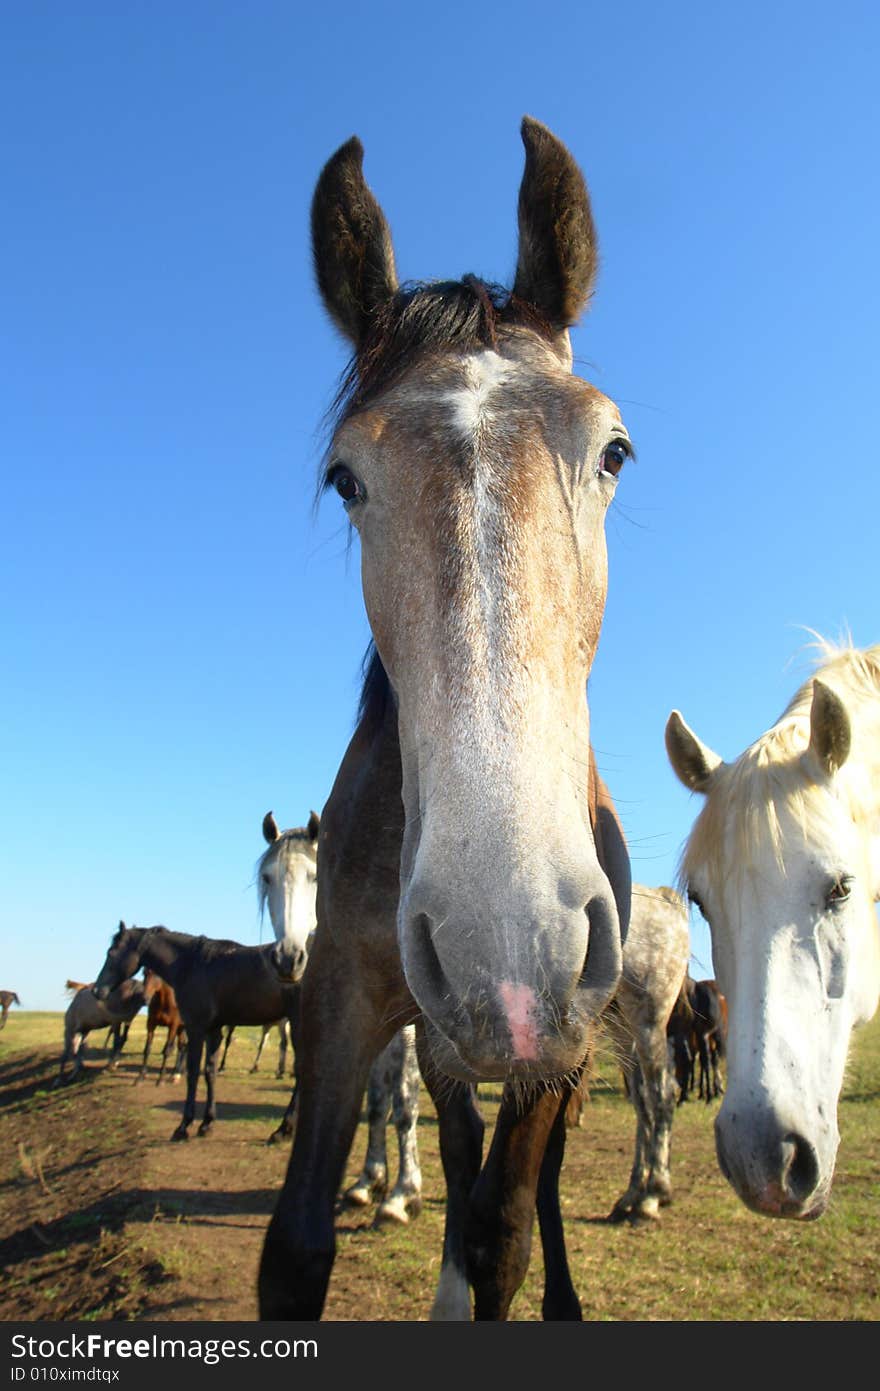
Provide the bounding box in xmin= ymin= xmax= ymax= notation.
xmin=260 ymin=811 xmax=424 ymax=1220
xmin=666 ymin=639 xmax=880 ymax=1219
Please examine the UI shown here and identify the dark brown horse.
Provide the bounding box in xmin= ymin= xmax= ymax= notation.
xmin=0 ymin=990 xmax=21 ymax=1030
xmin=94 ymin=923 xmax=303 ymax=1140
xmin=258 ymin=117 xmax=631 ymax=1321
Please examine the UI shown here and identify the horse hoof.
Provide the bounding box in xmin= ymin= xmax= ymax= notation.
xmin=171 ymin=1128 xmax=189 ymax=1142
xmin=197 ymin=1124 xmax=213 ymax=1138
xmin=342 ymin=1185 xmax=372 ymax=1209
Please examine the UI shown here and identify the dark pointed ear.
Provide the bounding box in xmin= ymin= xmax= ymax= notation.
xmin=311 ymin=136 xmax=399 ymax=346
xmin=117 ymin=920 xmax=126 ymax=933
xmin=665 ymin=711 xmax=724 ymax=794
xmin=808 ymin=680 xmax=851 ymax=775
xmin=262 ymin=811 xmax=280 ymax=845
xmin=307 ymin=810 xmax=320 ymax=843
xmin=512 ymin=117 xmax=598 ymax=335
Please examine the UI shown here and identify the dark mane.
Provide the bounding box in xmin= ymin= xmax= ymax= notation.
xmin=357 ymin=642 xmax=391 ymax=740
xmin=321 ymin=276 xmax=553 ymax=477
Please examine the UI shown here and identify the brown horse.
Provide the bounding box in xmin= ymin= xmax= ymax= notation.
xmin=0 ymin=990 xmax=21 ymax=1030
xmin=259 ymin=117 xmax=631 ymax=1322
xmin=138 ymin=968 xmax=187 ymax=1084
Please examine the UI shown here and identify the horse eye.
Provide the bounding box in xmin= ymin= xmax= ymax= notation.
xmin=826 ymin=876 xmax=852 ymax=908
xmin=329 ymin=466 xmax=364 ymax=504
xmin=261 ymin=873 xmax=271 ymax=886
xmin=599 ymin=441 xmax=629 ymax=479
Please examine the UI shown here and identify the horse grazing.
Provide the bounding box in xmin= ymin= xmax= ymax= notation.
xmin=93 ymin=922 xmax=304 ymax=1140
xmin=259 ymin=116 xmax=631 ymax=1322
xmin=138 ymin=969 xmax=187 ymax=1084
xmin=0 ymin=990 xmax=21 ymax=1029
xmin=56 ymin=977 xmax=148 ymax=1085
xmin=666 ymin=638 xmax=880 ymax=1219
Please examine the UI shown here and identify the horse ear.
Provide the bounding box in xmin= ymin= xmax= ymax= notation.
xmin=307 ymin=810 xmax=320 ymax=843
xmin=808 ymin=680 xmax=851 ymax=775
xmin=263 ymin=811 xmax=280 ymax=845
xmin=311 ymin=136 xmax=399 ymax=347
xmin=665 ymin=711 xmax=723 ymax=794
xmin=512 ymin=117 xmax=598 ymax=338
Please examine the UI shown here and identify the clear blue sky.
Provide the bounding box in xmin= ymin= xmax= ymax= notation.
xmin=3 ymin=2 xmax=878 ymax=1011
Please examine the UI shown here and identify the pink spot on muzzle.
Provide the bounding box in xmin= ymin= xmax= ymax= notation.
xmin=498 ymin=981 xmax=539 ymax=1061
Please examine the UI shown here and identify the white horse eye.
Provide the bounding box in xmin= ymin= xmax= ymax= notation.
xmin=825 ymin=876 xmax=852 ymax=908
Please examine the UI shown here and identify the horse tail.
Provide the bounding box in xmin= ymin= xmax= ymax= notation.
xmin=671 ymin=974 xmax=694 ymax=1024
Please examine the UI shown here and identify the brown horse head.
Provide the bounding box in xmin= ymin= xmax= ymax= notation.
xmin=311 ymin=119 xmax=628 ymax=1082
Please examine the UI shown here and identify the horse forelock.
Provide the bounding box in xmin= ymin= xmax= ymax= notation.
xmin=318 ymin=277 xmax=554 ymax=488
xmin=679 ymin=641 xmax=880 ymax=900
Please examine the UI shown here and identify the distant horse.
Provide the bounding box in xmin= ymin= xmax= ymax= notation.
xmin=692 ymin=979 xmax=727 ymax=1102
xmin=93 ymin=923 xmax=304 ymax=1140
xmin=666 ymin=976 xmax=727 ymax=1105
xmin=260 ymin=809 xmax=424 ymax=1223
xmin=0 ymin=990 xmax=21 ymax=1030
xmin=666 ymin=639 xmax=880 ymax=1218
xmin=138 ymin=968 xmax=187 ymax=1084
xmin=260 ymin=117 xmax=630 ymax=1322
xmin=56 ymin=978 xmax=148 ymax=1085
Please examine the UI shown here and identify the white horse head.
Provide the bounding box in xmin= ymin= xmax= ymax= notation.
xmin=257 ymin=810 xmax=320 ymax=983
xmin=666 ymin=642 xmax=880 ymax=1219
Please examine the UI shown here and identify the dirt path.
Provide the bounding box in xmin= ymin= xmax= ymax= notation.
xmin=1 ymin=1037 xmax=443 ymax=1322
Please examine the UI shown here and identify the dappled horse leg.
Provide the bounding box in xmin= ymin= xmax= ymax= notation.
xmin=197 ymin=1025 xmax=224 ymax=1136
xmin=607 ymin=1005 xmax=678 ymax=1222
xmin=258 ymin=958 xmax=402 ymax=1319
xmin=376 ymin=1024 xmax=422 ymax=1225
xmin=342 ymin=1042 xmax=393 ymax=1210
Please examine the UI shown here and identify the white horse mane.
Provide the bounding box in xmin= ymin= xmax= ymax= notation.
xmin=679 ymin=639 xmax=880 ymax=895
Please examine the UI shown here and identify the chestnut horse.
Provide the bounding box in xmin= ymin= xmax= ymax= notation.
xmin=259 ymin=117 xmax=631 ymax=1321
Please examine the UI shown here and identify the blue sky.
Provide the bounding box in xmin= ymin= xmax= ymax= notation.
xmin=2 ymin=2 xmax=878 ymax=1010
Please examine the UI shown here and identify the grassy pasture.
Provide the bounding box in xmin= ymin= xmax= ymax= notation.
xmin=0 ymin=1007 xmax=878 ymax=1321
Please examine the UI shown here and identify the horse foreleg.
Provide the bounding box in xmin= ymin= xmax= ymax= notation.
xmin=419 ymin=1026 xmax=484 ymax=1321
xmin=376 ymin=1024 xmax=423 ymax=1225
xmin=276 ymin=1021 xmax=290 ymax=1080
xmin=466 ymin=1084 xmax=561 ymax=1321
xmin=198 ymin=1025 xmax=224 ymax=1136
xmin=250 ymin=1025 xmax=270 ymax=1075
xmin=172 ymin=1032 xmax=204 ymax=1141
xmin=172 ymin=1030 xmax=186 ymax=1082
xmin=536 ymin=1086 xmax=582 ymax=1320
xmin=258 ymin=968 xmax=395 ymax=1320
xmin=343 ymin=1042 xmax=393 ymax=1210
xmin=139 ymin=1024 xmax=154 ymax=1082
xmin=217 ymin=1025 xmax=234 ymax=1074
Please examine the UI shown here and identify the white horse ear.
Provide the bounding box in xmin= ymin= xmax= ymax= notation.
xmin=665 ymin=711 xmax=723 ymax=794
xmin=262 ymin=811 xmax=280 ymax=844
xmin=808 ymin=680 xmax=851 ymax=775
xmin=307 ymin=811 xmax=320 ymax=842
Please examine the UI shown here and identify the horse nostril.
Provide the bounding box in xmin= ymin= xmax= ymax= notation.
xmin=782 ymin=1133 xmax=820 ymax=1204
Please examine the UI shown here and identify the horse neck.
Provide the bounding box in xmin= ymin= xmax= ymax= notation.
xmin=139 ymin=930 xmax=186 ymax=985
